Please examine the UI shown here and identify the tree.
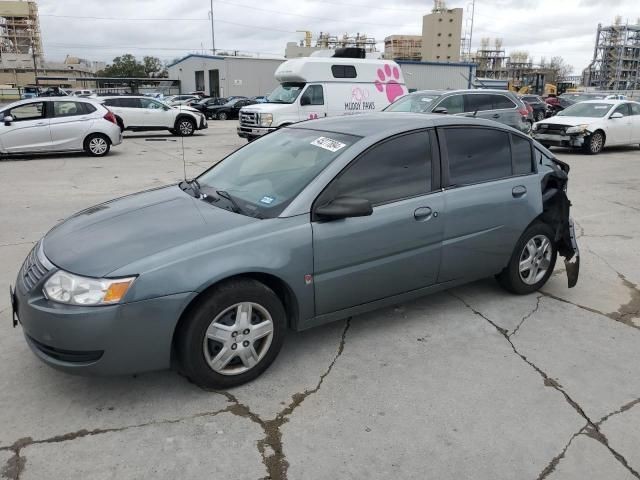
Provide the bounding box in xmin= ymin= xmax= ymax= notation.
xmin=547 ymin=56 xmax=573 ymax=83
xmin=143 ymin=56 xmax=166 ymax=77
xmin=98 ymin=54 xmax=146 ymax=78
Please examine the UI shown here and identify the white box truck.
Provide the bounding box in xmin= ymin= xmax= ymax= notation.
xmin=237 ymin=49 xmax=407 ymax=141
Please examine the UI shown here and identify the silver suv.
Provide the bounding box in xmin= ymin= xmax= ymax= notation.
xmin=385 ymin=89 xmax=531 ymax=133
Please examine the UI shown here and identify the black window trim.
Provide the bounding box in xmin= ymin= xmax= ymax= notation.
xmin=311 ymin=128 xmax=440 ymax=221
xmin=438 ymin=125 xmax=535 ymax=190
xmin=331 ymin=64 xmax=357 ymax=79
xmin=509 ymin=132 xmax=537 ymax=176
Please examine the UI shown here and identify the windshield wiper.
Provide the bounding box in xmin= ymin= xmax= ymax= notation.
xmin=215 ymin=190 xmax=245 ymax=215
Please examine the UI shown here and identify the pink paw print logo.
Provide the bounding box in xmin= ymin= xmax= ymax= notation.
xmin=375 ymin=64 xmax=404 ymax=103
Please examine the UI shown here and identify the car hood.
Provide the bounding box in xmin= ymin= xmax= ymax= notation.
xmin=536 ymin=116 xmax=601 ymax=127
xmin=240 ymin=103 xmax=294 ymax=114
xmin=174 ymin=105 xmax=200 ymax=114
xmin=43 ymin=185 xmax=256 ymax=277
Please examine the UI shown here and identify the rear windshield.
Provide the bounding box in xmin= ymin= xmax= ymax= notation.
xmin=384 ymin=93 xmax=442 ymax=113
xmin=558 ymin=103 xmax=613 ymax=118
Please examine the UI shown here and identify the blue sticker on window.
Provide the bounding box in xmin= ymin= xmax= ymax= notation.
xmin=260 ymin=196 xmax=275 ymax=205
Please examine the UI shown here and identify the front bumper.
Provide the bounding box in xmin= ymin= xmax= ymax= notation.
xmin=237 ymin=125 xmax=276 ymax=139
xmin=11 ymin=268 xmax=194 ymax=375
xmin=532 ymin=132 xmax=586 ymax=147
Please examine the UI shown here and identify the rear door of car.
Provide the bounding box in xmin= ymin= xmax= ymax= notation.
xmin=116 ymin=97 xmax=144 ymax=127
xmin=49 ymin=100 xmax=93 ymax=150
xmin=311 ymin=130 xmax=444 ymax=315
xmin=0 ymin=101 xmax=51 ymax=153
xmin=436 ymin=125 xmax=541 ymax=282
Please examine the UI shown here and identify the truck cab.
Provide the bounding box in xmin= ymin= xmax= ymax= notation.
xmin=237 ymin=50 xmax=407 ymax=141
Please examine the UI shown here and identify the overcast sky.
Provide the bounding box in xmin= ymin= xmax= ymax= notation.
xmin=38 ymin=0 xmax=639 ymax=73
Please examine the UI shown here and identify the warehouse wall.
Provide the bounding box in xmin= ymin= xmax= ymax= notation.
xmin=168 ymin=55 xmax=283 ymax=97
xmin=398 ymin=61 xmax=476 ymax=91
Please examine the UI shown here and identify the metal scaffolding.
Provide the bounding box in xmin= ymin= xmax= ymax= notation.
xmin=0 ymin=1 xmax=42 ymax=60
xmin=587 ymin=19 xmax=640 ymax=90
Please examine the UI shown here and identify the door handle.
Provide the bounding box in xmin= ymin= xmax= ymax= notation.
xmin=512 ymin=185 xmax=527 ymax=198
xmin=492 ymin=113 xmax=500 ymax=118
xmin=34 ymin=122 xmax=47 ymax=126
xmin=414 ymin=207 xmax=433 ymax=221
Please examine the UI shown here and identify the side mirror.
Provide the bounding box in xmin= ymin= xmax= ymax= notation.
xmin=3 ymin=115 xmax=13 ymax=125
xmin=432 ymin=107 xmax=448 ymax=114
xmin=314 ymin=196 xmax=373 ymax=221
xmin=610 ymin=112 xmax=624 ymax=119
xmin=300 ymin=96 xmax=311 ymax=106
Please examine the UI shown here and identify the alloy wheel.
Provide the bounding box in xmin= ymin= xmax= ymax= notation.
xmin=518 ymin=234 xmax=552 ymax=285
xmin=179 ymin=120 xmax=194 ymax=135
xmin=590 ymin=132 xmax=603 ymax=153
xmin=89 ymin=137 xmax=108 ymax=155
xmin=202 ymin=302 xmax=274 ymax=375
xmin=219 ymin=112 xmax=227 ymax=120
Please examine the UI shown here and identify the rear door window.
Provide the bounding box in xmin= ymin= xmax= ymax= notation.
xmin=119 ymin=97 xmax=141 ymax=108
xmin=464 ymin=94 xmax=493 ymax=112
xmin=444 ymin=127 xmax=512 ymax=186
xmin=53 ymin=101 xmax=84 ymax=117
xmin=492 ymin=95 xmax=517 ymax=110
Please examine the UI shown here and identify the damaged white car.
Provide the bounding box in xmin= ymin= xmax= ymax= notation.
xmin=532 ymin=100 xmax=640 ymax=154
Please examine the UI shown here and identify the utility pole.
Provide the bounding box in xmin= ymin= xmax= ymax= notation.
xmin=468 ymin=0 xmax=475 ymax=59
xmin=209 ymin=0 xmax=215 ymax=55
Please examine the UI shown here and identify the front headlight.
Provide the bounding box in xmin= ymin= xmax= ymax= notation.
xmin=259 ymin=113 xmax=273 ymax=127
xmin=566 ymin=124 xmax=589 ymax=134
xmin=44 ymin=271 xmax=136 ymax=306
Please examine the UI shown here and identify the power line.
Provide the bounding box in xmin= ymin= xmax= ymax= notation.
xmin=213 ymin=0 xmax=406 ymax=27
xmin=40 ymin=14 xmax=209 ymax=22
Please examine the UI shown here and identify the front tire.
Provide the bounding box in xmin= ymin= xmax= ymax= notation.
xmin=176 ymin=279 xmax=286 ymax=389
xmin=84 ymin=133 xmax=110 ymax=157
xmin=218 ymin=112 xmax=228 ymax=121
xmin=496 ymin=222 xmax=557 ymax=295
xmin=535 ymin=111 xmax=545 ymax=122
xmin=583 ymin=130 xmax=604 ymax=155
xmin=175 ymin=117 xmax=195 ymax=136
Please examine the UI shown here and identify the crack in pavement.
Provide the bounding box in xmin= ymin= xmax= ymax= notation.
xmin=212 ymin=318 xmax=351 ymax=480
xmin=588 ymin=249 xmax=640 ymax=328
xmin=449 ymin=292 xmax=640 ymax=479
xmin=0 ymin=407 xmax=232 ymax=480
xmin=596 ymin=397 xmax=640 ymax=428
xmin=0 ymin=241 xmax=36 ymax=249
xmin=536 ymin=425 xmax=587 ymax=480
xmin=0 ymin=319 xmax=352 ymax=480
xmin=509 ymin=295 xmax=542 ymax=338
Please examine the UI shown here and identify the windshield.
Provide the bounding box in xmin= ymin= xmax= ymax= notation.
xmin=384 ymin=93 xmax=442 ymax=113
xmin=267 ymin=83 xmax=305 ymax=104
xmin=197 ymin=128 xmax=359 ymax=218
xmin=558 ymin=103 xmax=613 ymax=118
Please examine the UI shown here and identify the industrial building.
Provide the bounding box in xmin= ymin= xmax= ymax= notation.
xmin=285 ymin=32 xmax=377 ymax=59
xmin=167 ymin=54 xmax=284 ymax=97
xmin=586 ymin=18 xmax=640 ymax=90
xmin=421 ymin=1 xmax=463 ymax=62
xmin=384 ymin=35 xmax=422 ymax=62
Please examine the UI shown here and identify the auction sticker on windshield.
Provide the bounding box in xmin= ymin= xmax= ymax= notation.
xmin=311 ymin=137 xmax=347 ymax=153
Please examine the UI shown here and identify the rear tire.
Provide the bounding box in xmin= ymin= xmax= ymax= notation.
xmin=84 ymin=133 xmax=111 ymax=157
xmin=535 ymin=111 xmax=545 ymax=122
xmin=496 ymin=222 xmax=557 ymax=295
xmin=582 ymin=130 xmax=604 ymax=155
xmin=176 ymin=279 xmax=286 ymax=389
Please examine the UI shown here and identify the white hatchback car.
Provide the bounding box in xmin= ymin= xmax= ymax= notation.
xmin=101 ymin=96 xmax=207 ymax=136
xmin=533 ymin=100 xmax=640 ymax=154
xmin=0 ymin=98 xmax=122 ymax=157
